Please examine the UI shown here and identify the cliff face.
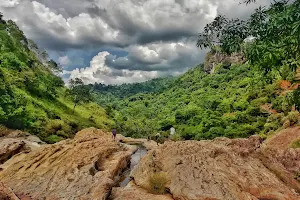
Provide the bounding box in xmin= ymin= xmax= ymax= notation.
xmin=0 ymin=127 xmax=299 ymax=200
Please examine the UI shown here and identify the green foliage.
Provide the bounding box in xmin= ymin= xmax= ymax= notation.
xmin=198 ymin=1 xmax=300 ymax=79
xmin=281 ymin=111 xmax=300 ymax=126
xmin=92 ymin=77 xmax=175 ymax=106
xmin=293 ymin=87 xmax=300 ymax=110
xmin=45 ymin=135 xmax=64 ymax=144
xmin=246 ymin=1 xmax=300 ymax=75
xmin=93 ymin=63 xmax=285 ymax=139
xmin=69 ymin=78 xmax=92 ymax=113
xmin=0 ymin=17 xmax=113 ymax=142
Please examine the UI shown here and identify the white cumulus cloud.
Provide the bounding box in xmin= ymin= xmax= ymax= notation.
xmin=66 ymin=52 xmax=158 ymax=85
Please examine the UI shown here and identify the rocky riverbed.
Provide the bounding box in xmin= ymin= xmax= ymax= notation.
xmin=0 ymin=127 xmax=300 ymax=200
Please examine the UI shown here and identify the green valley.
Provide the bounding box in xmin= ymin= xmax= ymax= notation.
xmin=1 ymin=0 xmax=300 ymax=143
xmin=92 ymin=0 xmax=300 ymax=140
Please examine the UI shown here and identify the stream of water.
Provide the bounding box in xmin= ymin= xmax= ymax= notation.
xmin=118 ymin=146 xmax=147 ymax=187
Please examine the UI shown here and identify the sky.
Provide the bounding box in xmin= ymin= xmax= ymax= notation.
xmin=0 ymin=0 xmax=272 ymax=85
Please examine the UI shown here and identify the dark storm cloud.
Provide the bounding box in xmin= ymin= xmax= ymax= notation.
xmin=0 ymin=0 xmax=273 ymax=52
xmin=0 ymin=0 xmax=273 ymax=84
xmin=104 ymin=40 xmax=208 ymax=72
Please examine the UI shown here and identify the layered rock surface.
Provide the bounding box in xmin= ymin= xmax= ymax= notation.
xmin=110 ymin=182 xmax=173 ymax=200
xmin=0 ymin=127 xmax=300 ymax=200
xmin=260 ymin=127 xmax=300 ymax=191
xmin=0 ymin=128 xmax=43 ymax=164
xmin=0 ymin=182 xmax=20 ymax=200
xmin=131 ymin=135 xmax=300 ymax=200
xmin=0 ymin=128 xmax=135 ymax=199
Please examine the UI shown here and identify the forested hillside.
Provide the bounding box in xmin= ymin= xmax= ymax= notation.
xmin=93 ymin=0 xmax=300 ymax=140
xmin=0 ymin=16 xmax=113 ymax=143
xmin=92 ymin=77 xmax=175 ymax=105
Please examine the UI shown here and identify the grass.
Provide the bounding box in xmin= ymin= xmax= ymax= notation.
xmin=37 ymin=89 xmax=114 ymax=139
xmin=12 ymin=87 xmax=114 ymax=141
xmin=148 ymin=172 xmax=168 ymax=194
xmin=289 ymin=138 xmax=300 ymax=149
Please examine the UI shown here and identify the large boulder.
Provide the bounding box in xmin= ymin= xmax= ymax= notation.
xmin=259 ymin=127 xmax=300 ymax=191
xmin=131 ymin=135 xmax=300 ymax=200
xmin=0 ymin=139 xmax=25 ymax=164
xmin=0 ymin=128 xmax=44 ymax=164
xmin=0 ymin=128 xmax=135 ymax=199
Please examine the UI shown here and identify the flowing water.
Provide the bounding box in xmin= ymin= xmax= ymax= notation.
xmin=118 ymin=146 xmax=147 ymax=187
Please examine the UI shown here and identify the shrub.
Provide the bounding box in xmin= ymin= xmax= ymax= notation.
xmin=45 ymin=120 xmax=63 ymax=134
xmin=148 ymin=172 xmax=168 ymax=194
xmin=289 ymin=139 xmax=300 ymax=149
xmin=264 ymin=122 xmax=280 ymax=133
xmin=173 ymin=134 xmax=182 ymax=141
xmin=281 ymin=111 xmax=300 ymax=126
xmin=282 ymin=120 xmax=291 ymax=129
xmin=45 ymin=135 xmax=63 ymax=144
xmin=56 ymin=130 xmax=69 ymax=138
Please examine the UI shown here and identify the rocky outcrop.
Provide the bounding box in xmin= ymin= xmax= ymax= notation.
xmin=0 ymin=128 xmax=136 ymax=199
xmin=0 ymin=182 xmax=20 ymax=200
xmin=0 ymin=128 xmax=44 ymax=164
xmin=131 ymin=135 xmax=300 ymax=200
xmin=0 ymin=139 xmax=25 ymax=164
xmin=204 ymin=51 xmax=245 ymax=74
xmin=110 ymin=181 xmax=173 ymax=200
xmin=260 ymin=127 xmax=300 ymax=191
xmin=117 ymin=135 xmax=158 ymax=150
xmin=1 ymin=127 xmax=300 ymax=200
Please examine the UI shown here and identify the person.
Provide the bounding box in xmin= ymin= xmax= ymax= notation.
xmin=112 ymin=129 xmax=117 ymax=141
xmin=155 ymin=132 xmax=161 ymax=145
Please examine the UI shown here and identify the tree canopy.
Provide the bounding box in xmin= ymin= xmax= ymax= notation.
xmin=197 ymin=0 xmax=300 ymax=76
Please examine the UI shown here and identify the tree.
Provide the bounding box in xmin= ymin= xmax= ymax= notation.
xmin=197 ymin=15 xmax=249 ymax=54
xmin=243 ymin=0 xmax=256 ymax=4
xmin=47 ymin=59 xmax=62 ymax=74
xmin=197 ymin=0 xmax=300 ymax=76
xmin=246 ymin=0 xmax=300 ymax=74
xmin=69 ymin=78 xmax=92 ymax=113
xmin=0 ymin=12 xmax=5 ymax=24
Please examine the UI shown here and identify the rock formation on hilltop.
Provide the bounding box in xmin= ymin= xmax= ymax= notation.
xmin=203 ymin=50 xmax=246 ymax=74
